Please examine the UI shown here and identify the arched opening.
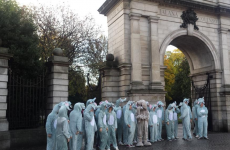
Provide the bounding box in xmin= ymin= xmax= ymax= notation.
xmin=160 ymin=29 xmax=222 ymax=131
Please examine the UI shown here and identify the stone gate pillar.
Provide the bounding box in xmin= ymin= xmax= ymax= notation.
xmin=47 ymin=48 xmax=70 ymax=114
xmin=148 ymin=16 xmax=164 ymax=90
xmin=130 ymin=13 xmax=144 ymax=89
xmin=0 ymin=45 xmax=12 ymax=149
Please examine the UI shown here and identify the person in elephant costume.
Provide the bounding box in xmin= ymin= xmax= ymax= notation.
xmin=197 ymin=97 xmax=209 ymax=140
xmin=179 ymin=98 xmax=192 ymax=141
xmin=165 ymin=104 xmax=175 ymax=141
xmin=69 ymin=103 xmax=85 ymax=150
xmin=84 ymin=103 xmax=97 ymax=150
xmin=98 ymin=102 xmax=109 ymax=150
xmin=192 ymin=99 xmax=199 ymax=137
xmin=136 ymin=100 xmax=151 ymax=146
xmin=46 ymin=104 xmax=59 ymax=150
xmin=124 ymin=101 xmax=136 ymax=148
xmin=114 ymin=98 xmax=127 ymax=145
xmin=106 ymin=103 xmax=119 ymax=150
xmin=156 ymin=101 xmax=165 ymax=141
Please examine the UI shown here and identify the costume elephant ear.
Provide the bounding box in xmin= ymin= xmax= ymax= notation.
xmin=121 ymin=98 xmax=126 ymax=102
xmin=141 ymin=101 xmax=147 ymax=109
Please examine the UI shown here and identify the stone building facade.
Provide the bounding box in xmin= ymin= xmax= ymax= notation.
xmin=98 ymin=0 xmax=230 ymax=132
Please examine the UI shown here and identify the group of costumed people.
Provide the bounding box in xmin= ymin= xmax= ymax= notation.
xmin=45 ymin=97 xmax=208 ymax=150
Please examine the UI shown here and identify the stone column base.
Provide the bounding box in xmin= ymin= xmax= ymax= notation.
xmin=131 ymin=81 xmax=146 ymax=90
xmin=149 ymin=82 xmax=164 ymax=90
xmin=128 ymin=89 xmax=166 ymax=103
xmin=0 ymin=119 xmax=9 ymax=131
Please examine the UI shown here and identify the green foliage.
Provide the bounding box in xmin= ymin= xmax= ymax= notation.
xmin=0 ymin=0 xmax=42 ymax=78
xmin=164 ymin=49 xmax=185 ymax=103
xmin=171 ymin=57 xmax=191 ymax=105
xmin=164 ymin=49 xmax=191 ymax=105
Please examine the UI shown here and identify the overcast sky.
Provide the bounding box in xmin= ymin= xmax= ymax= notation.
xmin=16 ymin=0 xmax=177 ymax=52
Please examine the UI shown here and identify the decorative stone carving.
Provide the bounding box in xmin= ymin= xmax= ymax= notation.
xmin=180 ymin=8 xmax=199 ymax=30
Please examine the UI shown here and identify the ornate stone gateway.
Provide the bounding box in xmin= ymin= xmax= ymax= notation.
xmin=98 ymin=0 xmax=230 ymax=132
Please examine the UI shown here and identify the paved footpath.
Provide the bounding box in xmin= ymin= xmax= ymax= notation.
xmin=11 ymin=125 xmax=230 ymax=150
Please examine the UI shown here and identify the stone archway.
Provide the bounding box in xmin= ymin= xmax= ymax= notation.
xmin=159 ymin=28 xmax=223 ymax=131
xmin=159 ymin=28 xmax=221 ymax=73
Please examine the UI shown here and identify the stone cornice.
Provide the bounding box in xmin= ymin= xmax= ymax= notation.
xmin=98 ymin=0 xmax=120 ymax=16
xmin=98 ymin=0 xmax=230 ymax=15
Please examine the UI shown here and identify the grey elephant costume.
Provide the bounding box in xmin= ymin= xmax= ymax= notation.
xmin=136 ymin=100 xmax=151 ymax=147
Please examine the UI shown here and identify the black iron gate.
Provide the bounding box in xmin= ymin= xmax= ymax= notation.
xmin=6 ymin=71 xmax=47 ymax=130
xmin=191 ymin=73 xmax=213 ymax=131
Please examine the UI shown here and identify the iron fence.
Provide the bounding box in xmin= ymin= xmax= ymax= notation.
xmin=191 ymin=73 xmax=213 ymax=131
xmin=6 ymin=71 xmax=47 ymax=130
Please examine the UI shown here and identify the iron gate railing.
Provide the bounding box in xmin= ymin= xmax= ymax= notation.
xmin=191 ymin=73 xmax=213 ymax=131
xmin=6 ymin=71 xmax=47 ymax=130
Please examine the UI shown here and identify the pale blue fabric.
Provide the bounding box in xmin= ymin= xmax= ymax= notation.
xmin=59 ymin=105 xmax=72 ymax=138
xmin=122 ymin=104 xmax=128 ymax=145
xmin=84 ymin=103 xmax=97 ymax=150
xmin=46 ymin=104 xmax=59 ymax=150
xmin=173 ymin=106 xmax=180 ymax=138
xmin=106 ymin=103 xmax=118 ymax=149
xmin=86 ymin=97 xmax=96 ymax=107
xmin=179 ymin=100 xmax=192 ymax=140
xmin=197 ymin=98 xmax=208 ymax=138
xmin=98 ymin=102 xmax=109 ymax=150
xmin=165 ymin=104 xmax=175 ymax=140
xmin=192 ymin=100 xmax=198 ymax=135
xmin=156 ymin=101 xmax=164 ymax=140
xmin=69 ymin=103 xmax=85 ymax=150
xmin=148 ymin=105 xmax=158 ymax=142
xmin=124 ymin=101 xmax=136 ymax=145
xmin=131 ymin=103 xmax=138 ymax=143
xmin=114 ymin=98 xmax=126 ymax=143
xmin=95 ymin=105 xmax=101 ymax=146
xmin=55 ymin=106 xmax=71 ymax=150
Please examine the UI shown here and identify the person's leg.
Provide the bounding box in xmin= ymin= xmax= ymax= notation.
xmin=158 ymin=119 xmax=162 ymax=140
xmin=123 ymin=122 xmax=128 ymax=145
xmin=149 ymin=126 xmax=153 ymax=142
xmin=171 ymin=121 xmax=175 ymax=139
xmin=174 ymin=120 xmax=178 ymax=138
xmin=136 ymin=121 xmax=144 ymax=146
xmin=154 ymin=124 xmax=158 ymax=142
xmin=198 ymin=118 xmax=203 ymax=138
xmin=203 ymin=118 xmax=208 ymax=138
xmin=99 ymin=128 xmax=108 ymax=150
xmin=111 ymin=127 xmax=118 ymax=149
xmin=117 ymin=120 xmax=122 ymax=143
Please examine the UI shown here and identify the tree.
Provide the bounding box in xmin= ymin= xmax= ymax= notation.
xmin=32 ymin=4 xmax=107 ymax=71
xmin=0 ymin=0 xmax=42 ymax=78
xmin=32 ymin=4 xmax=108 ymax=101
xmin=164 ymin=49 xmax=185 ymax=104
xmin=171 ymin=58 xmax=191 ymax=104
xmin=68 ymin=69 xmax=87 ymax=104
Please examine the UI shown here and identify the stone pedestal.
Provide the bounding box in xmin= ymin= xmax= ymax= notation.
xmin=100 ymin=60 xmax=120 ymax=103
xmin=0 ymin=47 xmax=12 ymax=150
xmin=47 ymin=55 xmax=70 ymax=114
